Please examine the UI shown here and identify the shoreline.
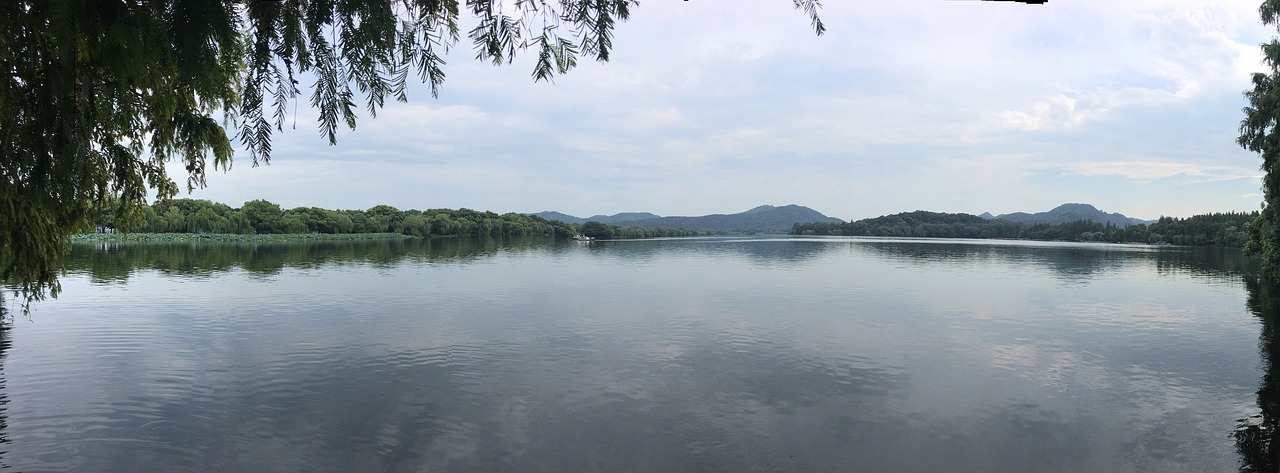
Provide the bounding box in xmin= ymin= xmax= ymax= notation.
xmin=69 ymin=232 xmax=415 ymax=243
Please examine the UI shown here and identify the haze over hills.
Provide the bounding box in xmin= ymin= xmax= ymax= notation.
xmin=528 ymin=211 xmax=661 ymax=225
xmin=533 ymin=203 xmax=1153 ymax=233
xmin=983 ymin=203 xmax=1153 ymax=227
xmin=528 ymin=211 xmax=584 ymax=224
xmin=529 ymin=205 xmax=843 ymax=233
xmin=586 ymin=212 xmax=663 ymax=225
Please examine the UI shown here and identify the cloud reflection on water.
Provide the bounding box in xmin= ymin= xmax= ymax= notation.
xmin=6 ymin=237 xmax=1263 ymax=471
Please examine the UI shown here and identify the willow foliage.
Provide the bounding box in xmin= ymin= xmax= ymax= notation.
xmin=0 ymin=1 xmax=827 ymax=306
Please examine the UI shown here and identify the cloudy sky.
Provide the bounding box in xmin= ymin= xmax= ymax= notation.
xmin=181 ymin=0 xmax=1276 ymax=221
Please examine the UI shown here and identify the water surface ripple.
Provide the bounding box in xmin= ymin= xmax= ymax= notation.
xmin=0 ymin=237 xmax=1268 ymax=472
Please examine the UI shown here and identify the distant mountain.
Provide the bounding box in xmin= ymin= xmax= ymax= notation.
xmin=618 ymin=205 xmax=843 ymax=233
xmin=529 ymin=211 xmax=586 ymax=224
xmin=741 ymin=205 xmax=779 ymax=214
xmin=583 ymin=212 xmax=662 ymax=225
xmin=528 ymin=211 xmax=661 ymax=225
xmin=529 ymin=205 xmax=843 ymax=233
xmin=991 ymin=203 xmax=1151 ymax=227
xmin=978 ymin=212 xmax=995 ymax=219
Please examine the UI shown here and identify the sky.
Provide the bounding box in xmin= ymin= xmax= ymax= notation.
xmin=178 ymin=0 xmax=1277 ymax=221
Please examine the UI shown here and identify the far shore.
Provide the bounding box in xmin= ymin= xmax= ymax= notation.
xmin=70 ymin=232 xmax=414 ymax=243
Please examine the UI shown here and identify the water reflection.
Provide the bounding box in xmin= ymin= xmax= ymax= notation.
xmin=68 ymin=237 xmax=844 ymax=284
xmin=852 ymin=239 xmax=1256 ymax=283
xmin=1157 ymin=246 xmax=1259 ymax=283
xmin=1239 ymin=276 xmax=1280 ymax=471
xmin=70 ymin=236 xmax=1253 ymax=286
xmin=856 ymin=240 xmax=1136 ymax=281
xmin=0 ymin=322 xmax=9 ymax=470
xmin=13 ymin=237 xmax=1269 ymax=471
xmin=67 ymin=236 xmax=562 ymax=283
xmin=589 ymin=237 xmax=838 ymax=267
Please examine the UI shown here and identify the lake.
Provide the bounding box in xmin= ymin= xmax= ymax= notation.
xmin=1 ymin=236 xmax=1275 ymax=472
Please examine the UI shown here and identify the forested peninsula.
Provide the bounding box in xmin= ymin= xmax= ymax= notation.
xmin=791 ymin=211 xmax=1257 ymax=247
xmin=78 ymin=199 xmax=703 ymax=241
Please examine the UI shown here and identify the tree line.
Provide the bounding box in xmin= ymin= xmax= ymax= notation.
xmin=90 ymin=198 xmax=703 ymax=240
xmin=790 ymin=211 xmax=1258 ymax=247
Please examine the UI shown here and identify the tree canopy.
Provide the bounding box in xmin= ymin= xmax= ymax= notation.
xmin=77 ymin=197 xmax=703 ymax=239
xmin=1241 ymin=0 xmax=1280 ymax=281
xmin=0 ymin=0 xmax=824 ymax=304
xmin=793 ymin=211 xmax=1256 ymax=247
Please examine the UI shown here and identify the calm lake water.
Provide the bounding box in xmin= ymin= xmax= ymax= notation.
xmin=2 ymin=236 xmax=1277 ymax=472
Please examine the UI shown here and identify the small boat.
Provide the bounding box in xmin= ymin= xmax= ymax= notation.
xmin=571 ymin=234 xmax=594 ymax=242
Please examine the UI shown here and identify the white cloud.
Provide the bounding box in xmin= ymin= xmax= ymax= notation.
xmin=613 ymin=107 xmax=691 ymax=131
xmin=1063 ymin=161 xmax=1231 ymax=182
xmin=938 ymin=0 xmax=1270 ymax=135
xmin=929 ymin=153 xmax=1056 ymax=186
xmin=997 ymin=94 xmax=1097 ymax=132
xmin=170 ymin=0 xmax=1276 ymax=219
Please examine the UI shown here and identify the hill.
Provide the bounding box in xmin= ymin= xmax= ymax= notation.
xmin=992 ymin=203 xmax=1150 ymax=227
xmin=584 ymin=212 xmax=662 ymax=225
xmin=527 ymin=211 xmax=661 ymax=225
xmin=791 ymin=209 xmax=1255 ymax=247
xmin=623 ymin=205 xmax=843 ymax=233
xmin=530 ymin=205 xmax=844 ymax=233
xmin=528 ymin=211 xmax=585 ymax=224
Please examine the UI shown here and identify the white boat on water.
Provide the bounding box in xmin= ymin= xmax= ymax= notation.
xmin=571 ymin=234 xmax=594 ymax=242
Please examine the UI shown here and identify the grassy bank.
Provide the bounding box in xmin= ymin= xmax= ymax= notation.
xmin=70 ymin=232 xmax=413 ymax=243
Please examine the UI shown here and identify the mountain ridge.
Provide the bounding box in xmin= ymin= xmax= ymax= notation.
xmin=988 ymin=203 xmax=1152 ymax=227
xmin=532 ymin=203 xmax=1152 ymax=233
xmin=528 ymin=204 xmax=843 ymax=233
xmin=583 ymin=212 xmax=661 ymax=225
